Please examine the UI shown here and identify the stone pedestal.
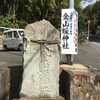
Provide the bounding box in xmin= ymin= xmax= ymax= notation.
xmin=14 ymin=96 xmax=64 ymax=100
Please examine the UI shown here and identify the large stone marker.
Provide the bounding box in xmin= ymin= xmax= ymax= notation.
xmin=20 ymin=20 xmax=60 ymax=98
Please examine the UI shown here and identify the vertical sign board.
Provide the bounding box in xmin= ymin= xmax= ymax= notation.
xmin=61 ymin=9 xmax=78 ymax=54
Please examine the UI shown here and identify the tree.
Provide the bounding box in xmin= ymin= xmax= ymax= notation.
xmin=15 ymin=0 xmax=69 ymax=28
xmin=0 ymin=0 xmax=99 ymax=42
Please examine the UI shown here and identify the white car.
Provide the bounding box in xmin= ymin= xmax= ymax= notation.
xmin=3 ymin=29 xmax=24 ymax=50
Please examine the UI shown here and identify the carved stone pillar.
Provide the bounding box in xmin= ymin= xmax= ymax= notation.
xmin=20 ymin=20 xmax=60 ymax=98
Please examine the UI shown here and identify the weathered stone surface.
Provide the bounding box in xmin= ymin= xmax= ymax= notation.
xmin=14 ymin=96 xmax=64 ymax=100
xmin=60 ymin=64 xmax=100 ymax=100
xmin=20 ymin=20 xmax=60 ymax=97
xmin=0 ymin=62 xmax=9 ymax=100
xmin=60 ymin=64 xmax=89 ymax=74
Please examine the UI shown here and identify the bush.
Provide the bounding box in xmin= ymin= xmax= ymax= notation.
xmin=0 ymin=16 xmax=13 ymax=27
xmin=0 ymin=16 xmax=27 ymax=28
xmin=78 ymin=32 xmax=87 ymax=44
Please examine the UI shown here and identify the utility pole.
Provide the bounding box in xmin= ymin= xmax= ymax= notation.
xmin=87 ymin=20 xmax=90 ymax=41
xmin=67 ymin=0 xmax=74 ymax=65
xmin=61 ymin=0 xmax=78 ymax=65
xmin=69 ymin=0 xmax=74 ymax=8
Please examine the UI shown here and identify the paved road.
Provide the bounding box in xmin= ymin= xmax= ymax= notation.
xmin=74 ymin=41 xmax=100 ymax=69
xmin=61 ymin=41 xmax=100 ymax=69
xmin=0 ymin=50 xmax=23 ymax=66
xmin=0 ymin=41 xmax=100 ymax=69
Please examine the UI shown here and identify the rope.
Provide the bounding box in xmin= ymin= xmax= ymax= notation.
xmin=30 ymin=40 xmax=59 ymax=53
xmin=30 ymin=40 xmax=59 ymax=63
xmin=30 ymin=40 xmax=59 ymax=45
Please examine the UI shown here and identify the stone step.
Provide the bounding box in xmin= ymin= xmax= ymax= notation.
xmin=13 ymin=96 xmax=64 ymax=100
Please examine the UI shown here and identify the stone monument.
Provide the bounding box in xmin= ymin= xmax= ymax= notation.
xmin=20 ymin=20 xmax=63 ymax=100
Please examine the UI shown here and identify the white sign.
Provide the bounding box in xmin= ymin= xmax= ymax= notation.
xmin=61 ymin=9 xmax=78 ymax=54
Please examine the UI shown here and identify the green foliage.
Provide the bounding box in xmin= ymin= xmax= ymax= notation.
xmin=78 ymin=32 xmax=87 ymax=45
xmin=96 ymin=27 xmax=100 ymax=38
xmin=0 ymin=0 xmax=100 ymax=44
xmin=0 ymin=16 xmax=13 ymax=27
xmin=17 ymin=20 xmax=27 ymax=28
xmin=16 ymin=0 xmax=68 ymax=27
xmin=0 ymin=16 xmax=27 ymax=28
xmin=78 ymin=13 xmax=87 ymax=44
xmin=82 ymin=1 xmax=100 ymax=35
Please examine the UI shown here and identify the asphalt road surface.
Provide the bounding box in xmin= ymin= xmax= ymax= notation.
xmin=0 ymin=41 xmax=100 ymax=69
xmin=0 ymin=50 xmax=23 ymax=66
xmin=74 ymin=41 xmax=100 ymax=69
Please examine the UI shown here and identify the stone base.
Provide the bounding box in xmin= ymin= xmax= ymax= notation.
xmin=14 ymin=96 xmax=64 ymax=100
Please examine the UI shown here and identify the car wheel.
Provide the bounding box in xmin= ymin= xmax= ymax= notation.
xmin=3 ymin=45 xmax=8 ymax=50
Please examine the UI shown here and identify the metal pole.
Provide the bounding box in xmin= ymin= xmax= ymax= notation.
xmin=70 ymin=0 xmax=74 ymax=64
xmin=69 ymin=0 xmax=74 ymax=8
xmin=88 ymin=20 xmax=90 ymax=41
xmin=67 ymin=0 xmax=75 ymax=65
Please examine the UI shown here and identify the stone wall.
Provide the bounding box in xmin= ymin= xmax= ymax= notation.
xmin=60 ymin=64 xmax=100 ymax=100
xmin=0 ymin=63 xmax=9 ymax=100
